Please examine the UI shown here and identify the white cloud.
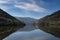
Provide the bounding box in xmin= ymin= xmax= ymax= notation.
xmin=0 ymin=0 xmax=47 ymax=13
xmin=14 ymin=2 xmax=46 ymax=12
xmin=0 ymin=0 xmax=16 ymax=4
xmin=0 ymin=0 xmax=10 ymax=3
xmin=0 ymin=1 xmax=8 ymax=3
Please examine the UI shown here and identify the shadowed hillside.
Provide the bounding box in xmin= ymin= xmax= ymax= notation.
xmin=36 ymin=10 xmax=60 ymax=38
xmin=0 ymin=9 xmax=25 ymax=40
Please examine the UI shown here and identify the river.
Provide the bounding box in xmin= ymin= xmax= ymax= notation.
xmin=3 ymin=29 xmax=60 ymax=40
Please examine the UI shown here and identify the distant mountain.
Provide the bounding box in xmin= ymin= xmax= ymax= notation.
xmin=16 ymin=17 xmax=37 ymax=31
xmin=36 ymin=10 xmax=60 ymax=38
xmin=0 ymin=9 xmax=25 ymax=39
xmin=16 ymin=17 xmax=37 ymax=24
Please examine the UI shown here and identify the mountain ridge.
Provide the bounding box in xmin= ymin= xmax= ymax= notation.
xmin=36 ymin=10 xmax=60 ymax=38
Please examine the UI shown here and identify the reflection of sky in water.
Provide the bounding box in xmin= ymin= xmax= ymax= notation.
xmin=3 ymin=29 xmax=60 ymax=40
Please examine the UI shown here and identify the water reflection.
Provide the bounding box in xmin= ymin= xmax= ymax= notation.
xmin=17 ymin=25 xmax=37 ymax=31
xmin=3 ymin=29 xmax=60 ymax=40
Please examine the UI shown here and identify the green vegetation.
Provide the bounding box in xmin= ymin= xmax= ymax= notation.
xmin=0 ymin=9 xmax=25 ymax=40
xmin=36 ymin=10 xmax=60 ymax=38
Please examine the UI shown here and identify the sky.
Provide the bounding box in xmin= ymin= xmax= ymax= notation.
xmin=0 ymin=0 xmax=60 ymax=19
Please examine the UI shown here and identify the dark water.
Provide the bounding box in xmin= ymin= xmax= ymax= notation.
xmin=3 ymin=29 xmax=60 ymax=40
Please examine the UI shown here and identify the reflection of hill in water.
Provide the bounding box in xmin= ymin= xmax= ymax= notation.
xmin=4 ymin=29 xmax=60 ymax=40
xmin=36 ymin=10 xmax=60 ymax=38
xmin=18 ymin=24 xmax=37 ymax=31
xmin=16 ymin=17 xmax=37 ymax=31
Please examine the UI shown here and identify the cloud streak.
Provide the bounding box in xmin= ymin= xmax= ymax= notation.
xmin=0 ymin=0 xmax=8 ymax=3
xmin=14 ymin=1 xmax=46 ymax=12
xmin=0 ymin=0 xmax=12 ymax=3
xmin=0 ymin=0 xmax=47 ymax=13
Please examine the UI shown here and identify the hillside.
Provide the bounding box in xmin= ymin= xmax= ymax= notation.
xmin=0 ymin=9 xmax=25 ymax=39
xmin=36 ymin=10 xmax=60 ymax=38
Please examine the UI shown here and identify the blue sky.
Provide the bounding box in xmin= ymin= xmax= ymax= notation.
xmin=0 ymin=0 xmax=60 ymax=19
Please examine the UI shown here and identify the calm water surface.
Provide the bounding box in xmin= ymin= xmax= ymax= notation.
xmin=3 ymin=29 xmax=60 ymax=40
